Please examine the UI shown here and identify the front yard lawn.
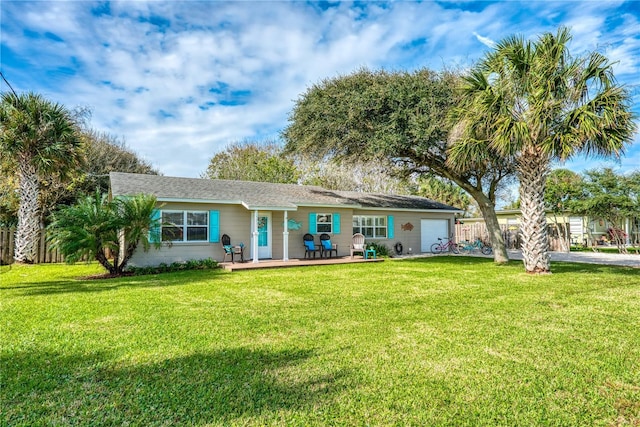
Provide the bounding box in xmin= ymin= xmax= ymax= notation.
xmin=1 ymin=258 xmax=639 ymax=426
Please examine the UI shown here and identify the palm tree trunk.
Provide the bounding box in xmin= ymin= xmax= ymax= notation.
xmin=95 ymin=248 xmax=117 ymax=275
xmin=518 ymin=153 xmax=551 ymax=274
xmin=14 ymin=157 xmax=40 ymax=263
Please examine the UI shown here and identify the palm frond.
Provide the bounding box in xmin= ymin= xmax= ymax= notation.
xmin=1 ymin=91 xmax=82 ymax=176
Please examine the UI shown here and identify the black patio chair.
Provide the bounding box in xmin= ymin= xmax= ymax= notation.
xmin=303 ymin=233 xmax=321 ymax=259
xmin=319 ymin=233 xmax=338 ymax=258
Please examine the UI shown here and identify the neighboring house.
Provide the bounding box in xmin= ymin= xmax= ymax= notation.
xmin=462 ymin=209 xmax=638 ymax=248
xmin=109 ymin=172 xmax=462 ymax=266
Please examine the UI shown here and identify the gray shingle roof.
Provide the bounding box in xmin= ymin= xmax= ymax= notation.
xmin=109 ymin=172 xmax=461 ymax=212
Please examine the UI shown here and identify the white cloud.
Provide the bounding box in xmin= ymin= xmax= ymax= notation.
xmin=473 ymin=32 xmax=497 ymax=48
xmin=1 ymin=1 xmax=638 ymax=177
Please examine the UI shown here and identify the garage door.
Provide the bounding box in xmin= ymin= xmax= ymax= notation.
xmin=421 ymin=219 xmax=449 ymax=252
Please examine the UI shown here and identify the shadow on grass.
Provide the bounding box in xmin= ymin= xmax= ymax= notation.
xmin=402 ymin=255 xmax=639 ymax=277
xmin=2 ymin=346 xmax=348 ymax=425
xmin=400 ymin=256 xmax=502 ymax=267
xmin=0 ymin=269 xmax=227 ymax=297
xmin=549 ymin=261 xmax=640 ymax=277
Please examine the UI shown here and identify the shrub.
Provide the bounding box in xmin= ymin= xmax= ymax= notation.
xmin=365 ymin=241 xmax=390 ymax=257
xmin=126 ymin=258 xmax=219 ymax=276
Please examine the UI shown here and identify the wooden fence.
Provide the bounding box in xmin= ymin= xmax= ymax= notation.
xmin=455 ymin=222 xmax=564 ymax=251
xmin=0 ymin=228 xmax=66 ymax=265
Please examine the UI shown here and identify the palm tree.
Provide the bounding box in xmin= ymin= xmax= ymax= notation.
xmin=114 ymin=193 xmax=163 ymax=272
xmin=48 ymin=192 xmax=161 ymax=275
xmin=449 ymin=27 xmax=636 ymax=273
xmin=48 ymin=192 xmax=120 ymax=272
xmin=0 ymin=92 xmax=82 ymax=263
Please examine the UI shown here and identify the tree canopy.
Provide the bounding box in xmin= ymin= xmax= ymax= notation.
xmin=296 ymin=157 xmax=413 ymax=194
xmin=568 ymin=168 xmax=639 ymax=252
xmin=203 ymin=140 xmax=300 ymax=184
xmin=78 ymin=130 xmax=159 ymax=195
xmin=414 ymin=176 xmax=472 ymax=214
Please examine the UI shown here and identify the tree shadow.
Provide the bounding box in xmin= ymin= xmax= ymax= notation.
xmin=401 ymin=256 xmax=499 ymax=266
xmin=402 ymin=255 xmax=639 ymax=277
xmin=0 ymin=269 xmax=227 ymax=297
xmin=550 ymin=261 xmax=640 ymax=278
xmin=2 ymin=346 xmax=349 ymax=425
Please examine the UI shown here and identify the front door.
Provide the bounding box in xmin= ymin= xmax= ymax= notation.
xmin=257 ymin=213 xmax=272 ymax=259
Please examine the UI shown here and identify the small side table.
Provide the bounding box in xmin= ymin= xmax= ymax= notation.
xmin=233 ymin=245 xmax=245 ymax=262
xmin=364 ymin=249 xmax=376 ymax=260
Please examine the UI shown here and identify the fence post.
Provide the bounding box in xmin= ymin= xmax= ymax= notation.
xmin=0 ymin=228 xmax=16 ymax=264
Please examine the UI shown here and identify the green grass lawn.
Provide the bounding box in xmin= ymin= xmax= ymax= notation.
xmin=1 ymin=258 xmax=639 ymax=426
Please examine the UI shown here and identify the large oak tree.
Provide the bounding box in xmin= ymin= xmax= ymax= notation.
xmin=283 ymin=68 xmax=515 ymax=262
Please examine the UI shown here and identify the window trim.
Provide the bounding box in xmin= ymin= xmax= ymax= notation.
xmin=161 ymin=210 xmax=209 ymax=243
xmin=316 ymin=213 xmax=333 ymax=234
xmin=353 ymin=215 xmax=388 ymax=239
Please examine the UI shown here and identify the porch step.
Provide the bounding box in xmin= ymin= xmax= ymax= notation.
xmin=221 ymin=256 xmax=384 ymax=272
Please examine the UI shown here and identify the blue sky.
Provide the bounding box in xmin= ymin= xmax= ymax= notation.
xmin=1 ymin=1 xmax=639 ymax=179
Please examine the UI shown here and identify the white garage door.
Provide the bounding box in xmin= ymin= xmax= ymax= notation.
xmin=421 ymin=219 xmax=449 ymax=252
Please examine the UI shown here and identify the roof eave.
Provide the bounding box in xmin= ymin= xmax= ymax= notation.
xmin=354 ymin=206 xmax=462 ymax=214
xmin=241 ymin=202 xmax=298 ymax=211
xmin=156 ymin=197 xmax=243 ymax=205
xmin=295 ymin=203 xmax=363 ymax=209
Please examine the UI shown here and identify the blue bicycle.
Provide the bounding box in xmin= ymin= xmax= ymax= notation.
xmin=458 ymin=238 xmax=493 ymax=255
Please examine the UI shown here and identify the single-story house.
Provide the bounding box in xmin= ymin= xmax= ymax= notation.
xmin=109 ymin=172 xmax=462 ymax=266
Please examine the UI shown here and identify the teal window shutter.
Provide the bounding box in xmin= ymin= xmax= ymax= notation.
xmin=150 ymin=209 xmax=161 ymax=243
xmin=333 ymin=213 xmax=341 ymax=234
xmin=209 ymin=210 xmax=220 ymax=243
xmin=388 ymin=215 xmax=394 ymax=239
xmin=309 ymin=213 xmax=317 ymax=234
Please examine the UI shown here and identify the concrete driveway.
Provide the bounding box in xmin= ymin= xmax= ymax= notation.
xmin=507 ymin=250 xmax=640 ymax=268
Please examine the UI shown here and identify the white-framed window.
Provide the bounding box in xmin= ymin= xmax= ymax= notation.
xmin=353 ymin=215 xmax=387 ymax=238
xmin=316 ymin=213 xmax=333 ymax=233
xmin=161 ymin=210 xmax=209 ymax=242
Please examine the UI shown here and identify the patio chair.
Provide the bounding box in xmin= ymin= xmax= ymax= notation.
xmin=303 ymin=233 xmax=321 ymax=259
xmin=319 ymin=233 xmax=338 ymax=258
xmin=351 ymin=233 xmax=365 ymax=259
xmin=221 ymin=234 xmax=244 ymax=263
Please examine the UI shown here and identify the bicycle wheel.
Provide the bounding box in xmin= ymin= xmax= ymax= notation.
xmin=481 ymin=245 xmax=493 ymax=255
xmin=449 ymin=243 xmax=460 ymax=254
xmin=430 ymin=242 xmax=443 ymax=254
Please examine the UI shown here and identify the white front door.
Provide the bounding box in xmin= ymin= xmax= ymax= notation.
xmin=420 ymin=219 xmax=449 ymax=252
xmin=257 ymin=212 xmax=272 ymax=259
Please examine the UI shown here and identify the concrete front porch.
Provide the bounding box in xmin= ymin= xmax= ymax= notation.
xmin=221 ymin=256 xmax=384 ymax=271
